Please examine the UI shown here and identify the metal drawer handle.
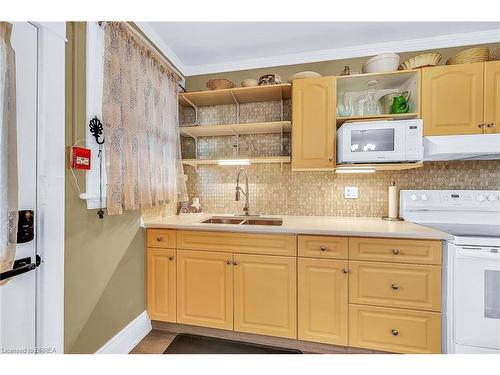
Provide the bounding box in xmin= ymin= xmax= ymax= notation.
xmin=392 ymin=248 xmax=400 ymax=255
xmin=168 ymin=256 xmax=174 ymax=261
xmin=391 ymin=329 xmax=399 ymax=336
xmin=391 ymin=283 xmax=399 ymax=290
xmin=320 ymin=246 xmax=327 ymax=251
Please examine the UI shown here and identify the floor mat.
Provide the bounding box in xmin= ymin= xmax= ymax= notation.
xmin=163 ymin=333 xmax=302 ymax=354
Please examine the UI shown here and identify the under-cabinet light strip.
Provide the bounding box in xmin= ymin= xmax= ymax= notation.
xmin=217 ymin=159 xmax=251 ymax=166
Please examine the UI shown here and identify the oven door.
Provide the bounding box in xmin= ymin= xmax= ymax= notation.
xmin=339 ymin=122 xmax=406 ymax=163
xmin=454 ymin=246 xmax=500 ymax=350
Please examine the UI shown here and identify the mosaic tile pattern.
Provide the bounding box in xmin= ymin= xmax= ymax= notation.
xmin=180 ymin=100 xmax=291 ymax=126
xmin=185 ymin=160 xmax=500 ymax=217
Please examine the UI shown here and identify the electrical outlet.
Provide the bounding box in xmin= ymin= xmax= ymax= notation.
xmin=345 ymin=186 xmax=358 ymax=199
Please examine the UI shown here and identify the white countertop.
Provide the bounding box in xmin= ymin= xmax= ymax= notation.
xmin=143 ymin=213 xmax=451 ymax=240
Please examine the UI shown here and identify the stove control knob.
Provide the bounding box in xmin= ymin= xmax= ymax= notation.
xmin=488 ymin=195 xmax=496 ymax=202
xmin=410 ymin=194 xmax=418 ymax=201
xmin=477 ymin=195 xmax=485 ymax=202
xmin=420 ymin=194 xmax=428 ymax=201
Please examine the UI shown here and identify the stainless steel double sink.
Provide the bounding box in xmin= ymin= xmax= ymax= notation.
xmin=200 ymin=216 xmax=283 ymax=226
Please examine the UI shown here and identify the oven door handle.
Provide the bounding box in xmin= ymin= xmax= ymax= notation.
xmin=457 ymin=247 xmax=500 ymax=260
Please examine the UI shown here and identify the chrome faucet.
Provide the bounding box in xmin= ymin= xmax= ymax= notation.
xmin=235 ymin=168 xmax=250 ymax=216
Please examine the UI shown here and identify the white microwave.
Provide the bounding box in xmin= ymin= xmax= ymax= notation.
xmin=337 ymin=119 xmax=423 ymax=164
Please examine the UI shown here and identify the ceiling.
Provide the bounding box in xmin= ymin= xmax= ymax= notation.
xmin=139 ymin=22 xmax=500 ymax=76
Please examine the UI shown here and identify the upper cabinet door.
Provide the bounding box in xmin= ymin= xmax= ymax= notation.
xmin=484 ymin=61 xmax=500 ymax=134
xmin=292 ymin=77 xmax=336 ymax=170
xmin=422 ymin=62 xmax=484 ymax=136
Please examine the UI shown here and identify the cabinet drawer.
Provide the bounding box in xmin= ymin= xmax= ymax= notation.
xmin=349 ymin=261 xmax=441 ymax=311
xmin=349 ymin=237 xmax=442 ymax=265
xmin=349 ymin=304 xmax=441 ymax=354
xmin=147 ymin=229 xmax=177 ymax=249
xmin=298 ymin=235 xmax=348 ymax=259
xmin=177 ymin=231 xmax=296 ymax=256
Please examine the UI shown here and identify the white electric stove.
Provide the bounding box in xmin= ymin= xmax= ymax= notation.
xmin=400 ymin=190 xmax=500 ymax=354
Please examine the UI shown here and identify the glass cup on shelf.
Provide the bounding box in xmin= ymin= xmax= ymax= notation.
xmin=362 ymin=91 xmax=381 ymax=116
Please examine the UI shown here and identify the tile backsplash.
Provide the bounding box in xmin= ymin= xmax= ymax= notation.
xmin=184 ymin=160 xmax=500 ymax=217
xmin=179 ymin=100 xmax=500 ymax=218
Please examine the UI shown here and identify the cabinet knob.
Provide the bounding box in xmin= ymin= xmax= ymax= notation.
xmin=320 ymin=246 xmax=327 ymax=251
xmin=391 ymin=329 xmax=399 ymax=336
xmin=487 ymin=123 xmax=496 ymax=128
xmin=392 ymin=248 xmax=400 ymax=255
xmin=478 ymin=123 xmax=486 ymax=128
xmin=233 ymin=261 xmax=239 ymax=266
xmin=157 ymin=237 xmax=164 ymax=242
xmin=391 ymin=283 xmax=399 ymax=290
xmin=226 ymin=260 xmax=232 ymax=265
xmin=342 ymin=268 xmax=349 ymax=274
xmin=168 ymin=256 xmax=174 ymax=261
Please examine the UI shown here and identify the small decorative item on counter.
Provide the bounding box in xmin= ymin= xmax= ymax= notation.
xmin=362 ymin=53 xmax=400 ymax=73
xmin=179 ymin=202 xmax=190 ymax=214
xmin=339 ymin=66 xmax=350 ymax=76
xmin=399 ymin=52 xmax=442 ymax=70
xmin=206 ymin=78 xmax=235 ymax=90
xmin=241 ymin=78 xmax=258 ymax=87
xmin=383 ymin=181 xmax=403 ymax=221
xmin=390 ymin=91 xmax=410 ymax=114
xmin=288 ymin=71 xmax=321 ymax=82
xmin=336 ymin=94 xmax=353 ymax=117
xmin=258 ymin=73 xmax=281 ymax=86
xmin=446 ymin=47 xmax=489 ymax=65
xmin=190 ymin=197 xmax=202 ymax=213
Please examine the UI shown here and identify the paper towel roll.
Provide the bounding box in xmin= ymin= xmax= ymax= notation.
xmin=388 ymin=184 xmax=399 ymax=219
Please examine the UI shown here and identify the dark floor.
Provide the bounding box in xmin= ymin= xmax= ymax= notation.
xmin=130 ymin=330 xmax=382 ymax=354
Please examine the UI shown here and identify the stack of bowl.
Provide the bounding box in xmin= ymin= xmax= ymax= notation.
xmin=446 ymin=47 xmax=490 ymax=65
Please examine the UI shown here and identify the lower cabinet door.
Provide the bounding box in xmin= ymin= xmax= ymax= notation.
xmin=298 ymin=258 xmax=349 ymax=346
xmin=349 ymin=304 xmax=441 ymax=354
xmin=177 ymin=250 xmax=233 ymax=330
xmin=147 ymin=248 xmax=177 ymax=322
xmin=233 ymin=254 xmax=297 ymax=339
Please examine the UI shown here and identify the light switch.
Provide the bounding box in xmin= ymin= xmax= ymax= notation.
xmin=345 ymin=186 xmax=358 ymax=199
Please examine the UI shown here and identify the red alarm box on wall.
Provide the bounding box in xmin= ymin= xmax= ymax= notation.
xmin=71 ymin=147 xmax=91 ymax=170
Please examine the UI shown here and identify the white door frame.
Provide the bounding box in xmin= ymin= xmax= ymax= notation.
xmin=30 ymin=22 xmax=66 ymax=354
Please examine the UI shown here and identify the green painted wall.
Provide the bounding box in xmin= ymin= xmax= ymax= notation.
xmin=186 ymin=42 xmax=500 ymax=91
xmin=64 ymin=22 xmax=146 ymax=354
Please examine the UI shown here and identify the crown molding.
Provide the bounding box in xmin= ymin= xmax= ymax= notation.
xmin=134 ymin=22 xmax=187 ymax=77
xmin=183 ymin=28 xmax=500 ymax=76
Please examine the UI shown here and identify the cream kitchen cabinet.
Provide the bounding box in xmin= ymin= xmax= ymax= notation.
xmin=422 ymin=61 xmax=500 ymax=136
xmin=298 ymin=257 xmax=349 ymax=346
xmin=147 ymin=248 xmax=177 ymax=322
xmin=176 ymin=250 xmax=234 ymax=330
xmin=484 ymin=60 xmax=500 ymax=134
xmin=291 ymin=76 xmax=336 ymax=170
xmin=233 ymin=254 xmax=297 ymax=339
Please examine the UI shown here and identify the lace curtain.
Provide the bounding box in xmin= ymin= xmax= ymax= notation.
xmin=0 ymin=22 xmax=18 ymax=283
xmin=102 ymin=22 xmax=187 ymax=215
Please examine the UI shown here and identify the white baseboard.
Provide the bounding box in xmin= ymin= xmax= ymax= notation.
xmin=96 ymin=310 xmax=152 ymax=354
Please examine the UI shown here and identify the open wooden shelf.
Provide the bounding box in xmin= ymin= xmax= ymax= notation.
xmin=182 ymin=156 xmax=291 ymax=167
xmin=335 ymin=162 xmax=424 ymax=171
xmin=179 ymin=83 xmax=292 ymax=107
xmin=337 ymin=113 xmax=420 ymax=125
xmin=180 ymin=121 xmax=291 ymax=138
xmin=336 ymin=70 xmax=419 ymax=92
